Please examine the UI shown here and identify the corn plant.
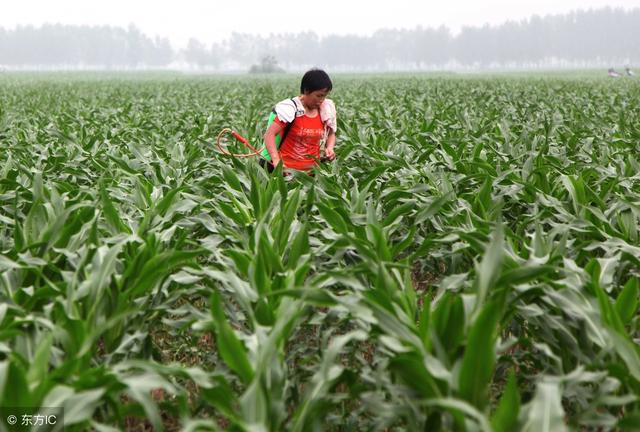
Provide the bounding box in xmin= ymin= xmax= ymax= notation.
xmin=0 ymin=72 xmax=638 ymax=431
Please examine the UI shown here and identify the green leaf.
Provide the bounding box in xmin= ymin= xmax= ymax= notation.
xmin=249 ymin=172 xmax=262 ymax=218
xmin=257 ymin=225 xmax=283 ymax=274
xmin=99 ymin=181 xmax=131 ymax=234
xmin=473 ymin=177 xmax=493 ymax=215
xmin=432 ymin=293 xmax=465 ymax=357
xmin=474 ymin=225 xmax=504 ymax=312
xmin=63 ymin=389 xmax=106 ymax=425
xmin=458 ymin=301 xmax=501 ymax=408
xmin=287 ymin=223 xmax=309 ymax=269
xmin=0 ymin=359 xmax=32 ymax=407
xmin=221 ymin=165 xmax=243 ymax=192
xmin=414 ymin=192 xmax=453 ymax=225
xmin=418 ymin=295 xmax=431 ymax=351
xmin=368 ymin=223 xmax=392 ymax=262
xmin=209 ymin=291 xmax=254 ymax=384
xmin=249 ymin=245 xmax=271 ymax=296
xmin=607 ymin=330 xmax=640 ymax=383
xmin=27 ymin=333 xmax=53 ymax=387
xmin=615 ymin=278 xmax=638 ymax=325
xmin=391 ymin=226 xmax=416 ymax=258
xmin=382 ymin=201 xmax=414 ymax=226
xmin=522 ymin=382 xmax=568 ymax=432
xmin=389 ymin=352 xmax=441 ymax=399
xmin=126 ymin=249 xmax=202 ymax=297
xmin=317 ymin=203 xmax=349 ymax=234
xmin=618 ymin=411 xmax=640 ymax=431
xmin=155 ymin=187 xmax=183 ymax=217
xmin=423 ymin=398 xmax=492 ymax=431
xmin=200 ymin=376 xmax=240 ymax=423
xmin=491 ymin=370 xmax=520 ymax=432
xmin=497 ymin=265 xmax=555 ymax=286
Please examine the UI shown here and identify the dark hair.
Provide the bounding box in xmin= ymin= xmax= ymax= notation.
xmin=300 ymin=69 xmax=332 ymax=94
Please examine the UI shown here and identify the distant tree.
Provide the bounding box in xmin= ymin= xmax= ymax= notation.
xmin=124 ymin=24 xmax=146 ymax=67
xmin=227 ymin=32 xmax=262 ymax=66
xmin=184 ymin=38 xmax=209 ymax=69
xmin=416 ymin=26 xmax=451 ymax=66
xmin=285 ymin=32 xmax=320 ymax=67
xmin=0 ymin=28 xmax=6 ymax=65
xmin=249 ymin=55 xmax=285 ymax=73
xmin=146 ymin=36 xmax=173 ymax=67
xmin=0 ymin=7 xmax=639 ymax=70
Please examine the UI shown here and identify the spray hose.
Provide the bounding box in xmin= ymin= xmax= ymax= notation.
xmin=215 ymin=128 xmax=333 ymax=162
xmin=215 ymin=128 xmax=264 ymax=158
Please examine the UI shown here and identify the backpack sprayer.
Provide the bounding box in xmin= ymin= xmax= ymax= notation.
xmin=215 ymin=109 xmax=332 ymax=162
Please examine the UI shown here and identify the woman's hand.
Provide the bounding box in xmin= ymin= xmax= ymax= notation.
xmin=324 ymin=130 xmax=336 ymax=160
xmin=324 ymin=146 xmax=335 ymax=160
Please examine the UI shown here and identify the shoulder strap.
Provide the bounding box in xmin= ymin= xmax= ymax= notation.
xmin=281 ymin=98 xmax=300 ymax=144
xmin=292 ymin=97 xmax=305 ymax=117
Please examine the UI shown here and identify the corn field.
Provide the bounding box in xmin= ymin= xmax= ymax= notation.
xmin=0 ymin=73 xmax=639 ymax=431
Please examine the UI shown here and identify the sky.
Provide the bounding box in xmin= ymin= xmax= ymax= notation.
xmin=1 ymin=0 xmax=639 ymax=49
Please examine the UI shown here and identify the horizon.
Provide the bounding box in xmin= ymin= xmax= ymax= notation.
xmin=1 ymin=1 xmax=639 ymax=49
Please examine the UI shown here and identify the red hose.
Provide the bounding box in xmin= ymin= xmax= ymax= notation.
xmin=215 ymin=128 xmax=264 ymax=158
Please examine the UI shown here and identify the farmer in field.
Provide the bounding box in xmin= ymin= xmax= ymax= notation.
xmin=261 ymin=69 xmax=337 ymax=173
xmin=608 ymin=68 xmax=622 ymax=78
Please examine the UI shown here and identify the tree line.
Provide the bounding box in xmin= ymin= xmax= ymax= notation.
xmin=0 ymin=7 xmax=638 ymax=70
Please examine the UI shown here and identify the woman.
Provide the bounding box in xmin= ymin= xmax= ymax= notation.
xmin=261 ymin=69 xmax=337 ymax=173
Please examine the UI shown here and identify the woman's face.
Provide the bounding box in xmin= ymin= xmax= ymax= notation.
xmin=303 ymin=88 xmax=330 ymax=110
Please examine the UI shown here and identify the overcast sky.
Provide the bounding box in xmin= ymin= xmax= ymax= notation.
xmin=2 ymin=0 xmax=639 ymax=48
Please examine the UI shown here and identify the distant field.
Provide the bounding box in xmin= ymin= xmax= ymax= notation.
xmin=0 ymin=73 xmax=638 ymax=431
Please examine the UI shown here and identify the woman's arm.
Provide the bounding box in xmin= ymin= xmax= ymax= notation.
xmin=264 ymin=121 xmax=284 ymax=167
xmin=324 ymin=130 xmax=336 ymax=160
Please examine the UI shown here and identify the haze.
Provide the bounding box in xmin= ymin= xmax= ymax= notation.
xmin=2 ymin=0 xmax=639 ymax=49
